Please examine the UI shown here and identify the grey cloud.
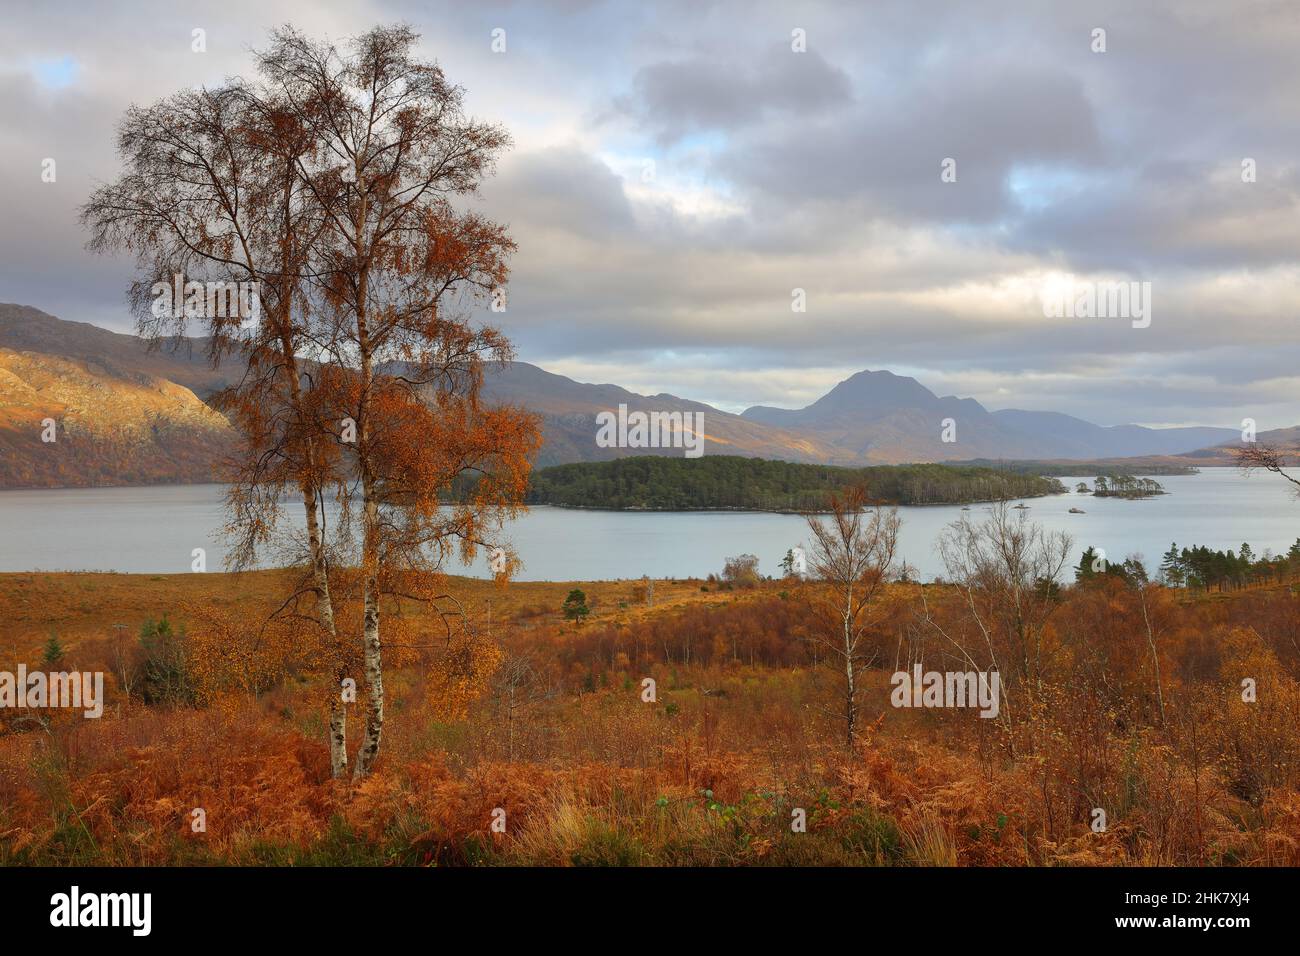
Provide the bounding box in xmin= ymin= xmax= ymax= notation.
xmin=1014 ymin=161 xmax=1300 ymax=272
xmin=720 ymin=63 xmax=1103 ymax=223
xmin=484 ymin=146 xmax=636 ymax=241
xmin=614 ymin=47 xmax=852 ymax=144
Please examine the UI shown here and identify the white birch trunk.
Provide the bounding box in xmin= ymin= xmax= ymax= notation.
xmin=351 ymin=441 xmax=384 ymax=779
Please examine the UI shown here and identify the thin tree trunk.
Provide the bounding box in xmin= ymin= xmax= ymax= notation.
xmin=302 ymin=483 xmax=346 ymax=777
xmin=352 ymin=544 xmax=384 ymax=778
xmin=352 ymin=470 xmax=384 ymax=778
xmin=1139 ymin=587 xmax=1166 ymax=725
xmin=350 ymin=252 xmax=384 ymax=779
xmin=277 ymin=309 xmax=346 ymax=777
xmin=349 ymin=322 xmax=385 ymax=774
xmin=844 ymin=607 xmax=855 ymax=748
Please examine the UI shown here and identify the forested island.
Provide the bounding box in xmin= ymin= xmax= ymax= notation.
xmin=1082 ymin=474 xmax=1167 ymax=498
xmin=524 ymin=455 xmax=1067 ymax=511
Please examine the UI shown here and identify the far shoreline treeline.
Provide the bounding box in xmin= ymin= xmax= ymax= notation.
xmin=950 ymin=458 xmax=1200 ymax=477
xmin=519 ymin=455 xmax=1067 ymax=512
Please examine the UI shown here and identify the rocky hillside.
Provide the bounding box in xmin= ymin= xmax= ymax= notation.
xmin=0 ymin=306 xmax=232 ymax=488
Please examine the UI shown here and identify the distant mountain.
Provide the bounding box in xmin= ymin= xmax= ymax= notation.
xmin=743 ymin=369 xmax=1040 ymax=462
xmin=1177 ymin=425 xmax=1300 ymax=464
xmin=742 ymin=368 xmax=1240 ymax=463
xmin=745 ymin=369 xmax=942 ymax=425
xmin=0 ymin=303 xmax=230 ymax=399
xmin=479 ymin=361 xmax=838 ymax=467
xmin=990 ymin=409 xmax=1239 ymax=459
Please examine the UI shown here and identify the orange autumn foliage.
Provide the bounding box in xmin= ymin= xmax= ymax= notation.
xmin=3 ymin=571 xmax=1300 ymax=866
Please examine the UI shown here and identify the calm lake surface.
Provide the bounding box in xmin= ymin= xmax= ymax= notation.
xmin=0 ymin=469 xmax=1296 ymax=581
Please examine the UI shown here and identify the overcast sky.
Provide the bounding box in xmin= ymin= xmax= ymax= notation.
xmin=3 ymin=0 xmax=1299 ymax=428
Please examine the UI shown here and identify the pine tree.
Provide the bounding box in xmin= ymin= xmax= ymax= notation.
xmin=1159 ymin=542 xmax=1184 ymax=587
xmin=1075 ymin=546 xmax=1104 ymax=581
xmin=563 ymin=589 xmax=591 ymax=622
xmin=41 ymin=632 xmax=65 ymax=666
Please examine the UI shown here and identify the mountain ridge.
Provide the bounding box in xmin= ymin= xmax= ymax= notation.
xmin=0 ymin=303 xmax=1284 ymax=487
xmin=741 ymin=368 xmax=1241 ymax=461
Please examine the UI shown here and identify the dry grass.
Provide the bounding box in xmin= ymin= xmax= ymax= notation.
xmin=1 ymin=572 xmax=1299 ymax=866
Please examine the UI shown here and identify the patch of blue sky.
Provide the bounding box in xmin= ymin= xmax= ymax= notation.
xmin=602 ymin=130 xmax=739 ymax=207
xmin=30 ymin=55 xmax=80 ymax=89
xmin=1005 ymin=164 xmax=1108 ymax=213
